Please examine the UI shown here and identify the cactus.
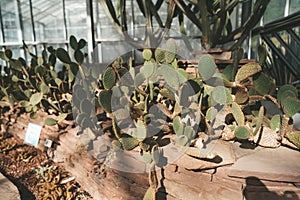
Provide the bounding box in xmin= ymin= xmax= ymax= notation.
xmin=235 ymin=125 xmax=251 ymax=140
xmin=277 ymin=84 xmax=298 ymax=104
xmin=286 ymin=132 xmax=300 ymax=149
xmin=197 ymin=55 xmax=216 ymax=81
xmin=253 ymin=106 xmax=264 ymax=136
xmin=119 ymin=134 xmax=139 ymax=151
xmin=98 ymin=90 xmax=112 ymax=113
xmin=235 ymin=62 xmax=262 ymax=83
xmin=154 ymin=48 xmax=165 ymax=63
xmin=232 ymin=102 xmax=244 ymax=126
xmin=142 ymin=49 xmax=153 ymax=61
xmin=102 ymin=67 xmax=117 ymax=90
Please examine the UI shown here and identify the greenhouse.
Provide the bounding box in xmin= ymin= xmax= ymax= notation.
xmin=0 ymin=0 xmax=300 ymax=199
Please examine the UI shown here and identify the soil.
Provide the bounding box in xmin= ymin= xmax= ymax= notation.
xmin=0 ymin=131 xmax=93 ymax=200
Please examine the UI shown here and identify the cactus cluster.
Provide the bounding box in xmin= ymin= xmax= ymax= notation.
xmin=1 ymin=36 xmax=300 ymax=200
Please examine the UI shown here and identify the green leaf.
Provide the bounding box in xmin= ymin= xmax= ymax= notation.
xmin=37 ymin=57 xmax=43 ymax=66
xmin=198 ymin=55 xmax=216 ymax=81
xmin=235 ymin=126 xmax=251 ymax=139
xmin=232 ymin=102 xmax=244 ymax=126
xmin=270 ymin=114 xmax=281 ymax=131
xmin=56 ymin=48 xmax=71 ymax=64
xmin=235 ymin=62 xmax=261 ymax=82
xmin=45 ymin=118 xmax=57 ymax=126
xmin=29 ymin=93 xmax=43 ymax=106
xmin=102 ymin=67 xmax=116 ymax=90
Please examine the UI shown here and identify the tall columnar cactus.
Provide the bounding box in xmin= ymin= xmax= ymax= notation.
xmin=100 ymin=0 xmax=271 ymax=50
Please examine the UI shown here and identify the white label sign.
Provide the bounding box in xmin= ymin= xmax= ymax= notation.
xmin=24 ymin=123 xmax=42 ymax=147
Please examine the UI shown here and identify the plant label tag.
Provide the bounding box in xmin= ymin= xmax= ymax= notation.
xmin=24 ymin=123 xmax=42 ymax=147
xmin=44 ymin=138 xmax=53 ymax=148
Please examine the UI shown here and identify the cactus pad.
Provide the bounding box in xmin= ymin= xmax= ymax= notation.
xmin=102 ymin=67 xmax=116 ymax=90
xmin=235 ymin=125 xmax=251 ymax=139
xmin=98 ymin=90 xmax=112 ymax=113
xmin=198 ymin=55 xmax=216 ymax=81
xmin=232 ymin=102 xmax=244 ymax=126
xmin=235 ymin=62 xmax=261 ymax=83
xmin=142 ymin=49 xmax=152 ymax=61
xmin=119 ymin=134 xmax=139 ymax=151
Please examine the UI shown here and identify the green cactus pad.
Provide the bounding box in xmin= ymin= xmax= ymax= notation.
xmin=112 ymin=140 xmax=122 ymax=152
xmin=151 ymin=146 xmax=160 ymax=165
xmin=56 ymin=48 xmax=71 ymax=64
xmin=134 ymin=73 xmax=146 ymax=88
xmin=235 ymin=125 xmax=251 ymax=139
xmin=29 ymin=92 xmax=43 ymax=106
xmin=176 ymin=135 xmax=188 ymax=146
xmin=253 ymin=106 xmax=264 ymax=136
xmin=198 ymin=55 xmax=216 ymax=81
xmin=282 ymin=96 xmax=300 ymax=117
xmin=155 ymin=48 xmax=165 ymax=63
xmin=277 ymin=85 xmax=298 ymax=104
xmin=142 ymin=49 xmax=152 ymax=61
xmin=206 ymin=107 xmax=217 ymax=121
xmin=102 ymin=67 xmax=116 ymax=90
xmin=235 ymin=62 xmax=261 ymax=83
xmin=160 ymin=88 xmax=176 ymax=101
xmin=234 ymin=87 xmax=249 ymax=104
xmin=45 ymin=118 xmax=57 ymax=126
xmin=74 ymin=50 xmax=84 ymax=64
xmin=270 ymin=114 xmax=281 ymax=131
xmin=141 ymin=61 xmax=156 ymax=78
xmin=119 ymin=134 xmax=139 ymax=150
xmin=232 ymin=102 xmax=245 ymax=126
xmin=157 ymin=64 xmax=180 ymax=90
xmin=70 ymin=35 xmax=78 ymax=50
xmin=286 ymin=132 xmax=300 ymax=149
xmin=184 ymin=126 xmax=195 ymax=140
xmin=253 ymin=73 xmax=274 ymax=95
xmin=211 ymin=86 xmax=232 ymax=105
xmin=78 ymin=39 xmax=86 ymax=49
xmin=258 ymin=44 xmax=267 ymax=64
xmin=143 ymin=187 xmax=154 ymax=200
xmin=173 ymin=116 xmax=184 ymax=137
xmin=135 ymin=119 xmax=147 ymax=140
xmin=98 ymin=90 xmax=112 ymax=113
